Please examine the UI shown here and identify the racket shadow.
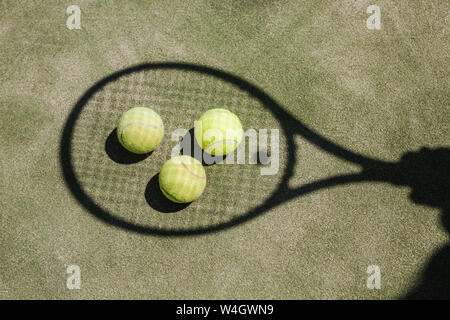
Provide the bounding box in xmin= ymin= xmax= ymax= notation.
xmin=60 ymin=62 xmax=449 ymax=298
xmin=60 ymin=62 xmax=449 ymax=247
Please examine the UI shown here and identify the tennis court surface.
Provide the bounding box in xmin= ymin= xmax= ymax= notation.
xmin=0 ymin=1 xmax=448 ymax=299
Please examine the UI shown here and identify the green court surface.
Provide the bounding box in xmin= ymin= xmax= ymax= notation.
xmin=1 ymin=0 xmax=448 ymax=299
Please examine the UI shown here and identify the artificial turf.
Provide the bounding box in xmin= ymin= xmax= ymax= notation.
xmin=0 ymin=0 xmax=448 ymax=299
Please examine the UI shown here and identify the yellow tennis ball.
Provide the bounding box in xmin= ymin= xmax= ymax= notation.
xmin=117 ymin=107 xmax=164 ymax=154
xmin=194 ymin=108 xmax=243 ymax=156
xmin=159 ymin=156 xmax=207 ymax=203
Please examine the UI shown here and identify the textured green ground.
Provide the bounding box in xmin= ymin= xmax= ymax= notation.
xmin=0 ymin=0 xmax=448 ymax=299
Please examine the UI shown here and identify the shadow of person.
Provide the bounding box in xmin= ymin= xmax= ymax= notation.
xmin=105 ymin=128 xmax=151 ymax=164
xmin=144 ymin=173 xmax=190 ymax=213
xmin=387 ymin=147 xmax=450 ymax=299
xmin=179 ymin=128 xmax=227 ymax=166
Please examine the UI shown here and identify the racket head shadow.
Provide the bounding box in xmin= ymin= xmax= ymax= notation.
xmin=59 ymin=62 xmax=316 ymax=236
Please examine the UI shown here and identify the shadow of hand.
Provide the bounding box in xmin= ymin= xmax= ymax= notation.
xmin=392 ymin=147 xmax=450 ymax=213
xmin=390 ymin=147 xmax=450 ymax=300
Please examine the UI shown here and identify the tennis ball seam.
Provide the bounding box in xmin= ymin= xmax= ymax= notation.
xmin=160 ymin=184 xmax=183 ymax=203
xmin=180 ymin=161 xmax=206 ymax=180
xmin=121 ymin=121 xmax=163 ymax=130
xmin=159 ymin=156 xmax=206 ymax=203
xmin=200 ymin=110 xmax=232 ymax=118
xmin=120 ymin=121 xmax=163 ymax=143
xmin=204 ymin=139 xmax=238 ymax=152
xmin=195 ymin=108 xmax=243 ymax=156
xmin=118 ymin=120 xmax=164 ymax=153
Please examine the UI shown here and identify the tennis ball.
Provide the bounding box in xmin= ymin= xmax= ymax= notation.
xmin=159 ymin=155 xmax=206 ymax=203
xmin=117 ymin=107 xmax=164 ymax=154
xmin=194 ymin=108 xmax=243 ymax=156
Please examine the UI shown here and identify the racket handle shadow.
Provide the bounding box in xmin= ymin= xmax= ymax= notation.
xmin=276 ymin=146 xmax=450 ymax=215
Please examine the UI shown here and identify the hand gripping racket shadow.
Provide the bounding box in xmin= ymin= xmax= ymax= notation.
xmin=60 ymin=62 xmax=448 ymax=237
